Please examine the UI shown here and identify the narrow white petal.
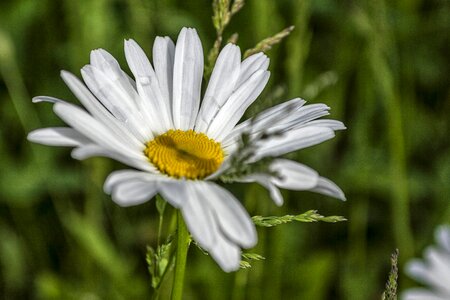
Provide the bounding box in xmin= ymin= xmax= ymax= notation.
xmin=300 ymin=119 xmax=346 ymax=131
xmin=72 ymin=145 xmax=155 ymax=172
xmin=424 ymin=248 xmax=450 ymax=294
xmin=402 ymin=289 xmax=449 ymax=300
xmin=89 ymin=48 xmax=138 ymax=103
xmin=172 ymin=28 xmax=204 ymax=130
xmin=179 ymin=182 xmax=218 ymax=250
xmin=111 ymin=180 xmax=158 ymax=206
xmin=53 ymin=102 xmax=144 ymax=161
xmin=436 ymin=226 xmax=450 ymax=252
xmin=195 ymin=44 xmax=241 ymax=132
xmin=60 ymin=70 xmax=144 ymax=147
xmin=158 ymin=180 xmax=188 ymax=208
xmin=124 ymin=39 xmax=173 ymax=133
xmin=270 ymin=159 xmax=319 ymax=190
xmin=253 ymin=126 xmax=335 ymax=160
xmin=209 ymin=232 xmax=241 ymax=272
xmin=104 ymin=170 xmax=163 ymax=194
xmin=202 ymin=182 xmax=257 ymax=248
xmin=28 ymin=127 xmax=90 ymax=147
xmin=239 ymin=174 xmax=284 ymax=206
xmin=81 ymin=65 xmax=150 ymax=141
xmin=266 ymin=103 xmax=331 ymax=134
xmin=311 ymin=176 xmax=346 ymax=201
xmin=207 ymin=69 xmax=270 ymax=141
xmin=32 ymin=96 xmax=65 ymax=104
xmin=153 ymin=36 xmax=175 ymax=105
xmin=221 ymin=98 xmax=306 ymax=144
xmin=236 ymin=52 xmax=269 ymax=88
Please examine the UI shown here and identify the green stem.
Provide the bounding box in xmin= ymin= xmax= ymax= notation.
xmin=171 ymin=210 xmax=190 ymax=300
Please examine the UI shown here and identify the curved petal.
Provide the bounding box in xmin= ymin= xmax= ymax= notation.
xmin=153 ymin=36 xmax=175 ymax=107
xmin=401 ymin=288 xmax=449 ymax=300
xmin=252 ymin=126 xmax=335 ymax=161
xmin=81 ymin=64 xmax=150 ymax=141
xmin=28 ymin=127 xmax=90 ymax=147
xmin=236 ymin=52 xmax=269 ymax=89
xmin=60 ymin=70 xmax=144 ymax=147
xmin=89 ymin=48 xmax=139 ymax=108
xmin=436 ymin=226 xmax=450 ymax=252
xmin=158 ymin=180 xmax=189 ymax=208
xmin=53 ymin=102 xmax=144 ymax=160
xmin=172 ymin=28 xmax=204 ymax=130
xmin=239 ymin=174 xmax=284 ymax=206
xmin=209 ymin=231 xmax=241 ymax=272
xmin=195 ymin=43 xmax=241 ymax=132
xmin=207 ymin=69 xmax=270 ymax=141
xmin=202 ymin=182 xmax=257 ymax=248
xmin=311 ymin=176 xmax=346 ymax=201
xmin=104 ymin=170 xmax=164 ymax=194
xmin=270 ymin=159 xmax=319 ymax=191
xmin=72 ymin=145 xmax=155 ymax=172
xmin=179 ymin=182 xmax=218 ymax=250
xmin=111 ymin=180 xmax=158 ymax=206
xmin=124 ymin=39 xmax=173 ymax=133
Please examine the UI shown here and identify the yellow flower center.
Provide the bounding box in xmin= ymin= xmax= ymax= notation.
xmin=144 ymin=129 xmax=224 ymax=179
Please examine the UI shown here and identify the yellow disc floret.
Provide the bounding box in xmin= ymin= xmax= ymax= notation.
xmin=144 ymin=129 xmax=224 ymax=179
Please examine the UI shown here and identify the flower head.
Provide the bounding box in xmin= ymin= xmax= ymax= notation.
xmin=28 ymin=27 xmax=345 ymax=272
xmin=402 ymin=225 xmax=450 ymax=300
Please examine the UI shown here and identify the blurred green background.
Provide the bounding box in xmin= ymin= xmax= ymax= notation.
xmin=0 ymin=0 xmax=449 ymax=299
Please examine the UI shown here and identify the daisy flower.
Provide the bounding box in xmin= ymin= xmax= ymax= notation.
xmin=402 ymin=225 xmax=450 ymax=300
xmin=28 ymin=27 xmax=345 ymax=272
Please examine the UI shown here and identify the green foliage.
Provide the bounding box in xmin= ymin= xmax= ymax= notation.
xmin=146 ymin=238 xmax=174 ymax=290
xmin=252 ymin=210 xmax=347 ymax=227
xmin=244 ymin=25 xmax=295 ymax=58
xmin=240 ymin=253 xmax=265 ymax=269
xmin=381 ymin=249 xmax=399 ymax=300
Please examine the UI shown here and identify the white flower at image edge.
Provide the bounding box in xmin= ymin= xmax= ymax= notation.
xmin=402 ymin=225 xmax=450 ymax=300
xmin=28 ymin=27 xmax=346 ymax=272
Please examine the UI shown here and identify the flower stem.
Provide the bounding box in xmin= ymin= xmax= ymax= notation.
xmin=171 ymin=210 xmax=190 ymax=300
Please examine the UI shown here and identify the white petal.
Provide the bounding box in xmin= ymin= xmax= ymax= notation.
xmin=81 ymin=65 xmax=150 ymax=141
xmin=32 ymin=96 xmax=65 ymax=104
xmin=236 ymin=52 xmax=269 ymax=89
xmin=424 ymin=248 xmax=450 ymax=294
xmin=111 ymin=180 xmax=158 ymax=206
xmin=202 ymin=182 xmax=257 ymax=248
xmin=209 ymin=232 xmax=241 ymax=272
xmin=60 ymin=70 xmax=143 ymax=147
xmin=221 ymin=98 xmax=305 ymax=145
xmin=311 ymin=176 xmax=346 ymax=201
xmin=72 ymin=145 xmax=155 ymax=172
xmin=179 ymin=182 xmax=218 ymax=250
xmin=28 ymin=127 xmax=90 ymax=147
xmin=153 ymin=36 xmax=175 ymax=105
xmin=89 ymin=48 xmax=138 ymax=103
xmin=158 ymin=180 xmax=189 ymax=208
xmin=53 ymin=102 xmax=144 ymax=161
xmin=436 ymin=226 xmax=450 ymax=252
xmin=124 ymin=39 xmax=173 ymax=133
xmin=207 ymin=69 xmax=270 ymax=141
xmin=270 ymin=159 xmax=319 ymax=190
xmin=252 ymin=126 xmax=335 ymax=160
xmin=172 ymin=28 xmax=204 ymax=130
xmin=104 ymin=170 xmax=163 ymax=194
xmin=402 ymin=288 xmax=449 ymax=300
xmin=195 ymin=44 xmax=241 ymax=132
xmin=241 ymin=174 xmax=284 ymax=206
xmin=266 ymin=103 xmax=331 ymax=134
xmin=302 ymin=119 xmax=346 ymax=131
